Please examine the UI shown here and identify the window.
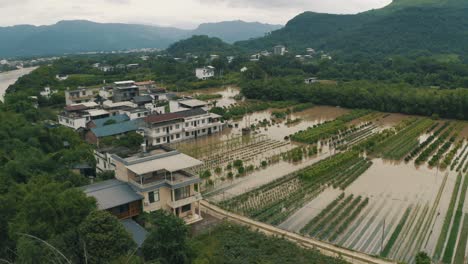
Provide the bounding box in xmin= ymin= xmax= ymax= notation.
xmin=176 ymin=134 xmax=180 ymax=139
xmin=156 ymin=128 xmax=160 ymax=133
xmin=186 ymin=132 xmax=190 ymax=137
xmin=156 ymin=138 xmax=161 ymax=143
xmin=175 ymin=186 xmax=190 ymax=201
xmin=202 ymin=129 xmax=206 ymax=133
xmin=213 ymin=126 xmax=217 ymax=130
xmin=176 ymin=124 xmax=180 ymax=129
xmin=148 ymin=190 xmax=160 ymax=203
xmin=181 ymin=204 xmax=191 ymax=213
xmin=171 ymin=135 xmax=174 ymax=140
xmin=202 ymin=119 xmax=205 ymax=124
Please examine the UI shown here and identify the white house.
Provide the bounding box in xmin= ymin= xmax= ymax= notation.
xmin=195 ymin=66 xmax=215 ymax=80
xmin=240 ymin=67 xmax=248 ymax=73
xmin=56 ymin=74 xmax=69 ymax=81
xmin=273 ymin=45 xmax=286 ymax=56
xmin=305 ymin=77 xmax=319 ymax=84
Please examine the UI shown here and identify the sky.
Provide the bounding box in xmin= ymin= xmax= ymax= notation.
xmin=0 ymin=0 xmax=392 ymax=28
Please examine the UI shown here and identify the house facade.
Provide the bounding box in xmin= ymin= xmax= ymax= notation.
xmin=65 ymin=88 xmax=98 ymax=105
xmin=113 ymin=81 xmax=139 ymax=102
xmin=112 ymin=146 xmax=203 ymax=224
xmin=195 ymin=66 xmax=215 ymax=80
xmin=143 ymin=109 xmax=223 ymax=146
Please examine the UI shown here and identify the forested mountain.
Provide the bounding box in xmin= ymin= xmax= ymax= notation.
xmin=166 ymin=35 xmax=240 ymax=57
xmin=236 ymin=0 xmax=468 ymax=59
xmin=0 ymin=20 xmax=280 ymax=58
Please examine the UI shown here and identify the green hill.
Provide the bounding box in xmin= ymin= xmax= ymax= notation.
xmin=166 ymin=35 xmax=240 ymax=57
xmin=236 ymin=1 xmax=468 ymax=59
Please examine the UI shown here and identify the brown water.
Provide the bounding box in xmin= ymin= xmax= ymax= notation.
xmin=0 ymin=67 xmax=37 ymax=101
xmin=180 ymin=86 xmax=240 ymax=108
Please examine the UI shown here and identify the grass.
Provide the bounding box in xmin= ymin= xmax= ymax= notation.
xmin=380 ymin=207 xmax=411 ymax=257
xmin=442 ymin=174 xmax=468 ymax=263
xmin=433 ymin=173 xmax=463 ymax=260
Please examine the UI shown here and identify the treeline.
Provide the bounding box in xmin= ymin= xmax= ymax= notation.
xmin=241 ymin=79 xmax=468 ymax=120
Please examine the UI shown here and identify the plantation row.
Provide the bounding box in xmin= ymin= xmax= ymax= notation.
xmin=433 ymin=173 xmax=464 ymax=260
xmin=441 ymin=173 xmax=468 ymax=264
xmin=220 ymin=151 xmax=372 ymax=225
xmin=405 ymin=122 xmax=450 ymax=162
xmin=300 ymin=194 xmax=369 ymax=243
xmin=452 ymin=143 xmax=468 ymax=171
xmin=330 ymin=123 xmax=378 ymax=150
xmin=428 ymin=135 xmax=457 ymax=167
xmin=453 ymin=213 xmax=468 ymax=264
xmin=415 ymin=126 xmax=453 ymax=165
xmin=441 ymin=139 xmax=464 ymax=169
xmin=374 ymin=118 xmax=434 ymax=160
xmin=291 ymin=110 xmax=371 ymax=144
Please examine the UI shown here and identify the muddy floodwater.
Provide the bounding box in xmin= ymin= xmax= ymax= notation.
xmin=0 ymin=67 xmax=37 ymax=101
xmin=180 ymin=86 xmax=240 ymax=108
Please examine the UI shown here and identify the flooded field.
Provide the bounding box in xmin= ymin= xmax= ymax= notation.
xmin=172 ymin=87 xmax=468 ymax=264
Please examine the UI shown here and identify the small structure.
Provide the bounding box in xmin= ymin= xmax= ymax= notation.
xmin=240 ymin=67 xmax=248 ymax=73
xmin=58 ymin=102 xmax=107 ymax=130
xmin=82 ymin=179 xmax=143 ymax=219
xmin=85 ymin=119 xmax=142 ymax=145
xmin=56 ymin=74 xmax=69 ymax=81
xmin=304 ymin=77 xmax=319 ymax=84
xmin=195 ymin=66 xmax=215 ymax=80
xmin=210 ymin=55 xmax=220 ymax=61
xmin=133 ymin=95 xmax=154 ymax=107
xmin=39 ymin=86 xmax=57 ymax=98
xmin=177 ymin=99 xmax=208 ymax=110
xmin=273 ymin=45 xmax=286 ymax=56
xmin=113 ymin=81 xmax=139 ymax=102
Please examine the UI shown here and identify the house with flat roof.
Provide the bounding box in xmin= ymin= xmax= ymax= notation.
xmin=58 ymin=103 xmax=109 ymax=130
xmin=65 ymin=87 xmax=99 ymax=106
xmin=112 ymin=146 xmax=204 ymax=224
xmin=143 ymin=108 xmax=223 ymax=146
xmin=195 ymin=66 xmax=215 ymax=80
xmin=113 ymin=81 xmax=139 ymax=102
xmin=82 ymin=179 xmax=144 ymax=220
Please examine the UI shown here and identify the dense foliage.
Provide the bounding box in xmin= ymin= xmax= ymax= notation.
xmin=191 ymin=223 xmax=349 ymax=264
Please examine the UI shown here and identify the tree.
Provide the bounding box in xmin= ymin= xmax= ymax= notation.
xmin=78 ymin=210 xmax=136 ymax=263
xmin=415 ymin=252 xmax=431 ymax=264
xmin=141 ymin=210 xmax=190 ymax=264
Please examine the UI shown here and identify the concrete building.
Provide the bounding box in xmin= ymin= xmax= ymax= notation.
xmin=273 ymin=45 xmax=286 ymax=56
xmin=143 ymin=108 xmax=223 ymax=146
xmin=112 ymin=146 xmax=203 ymax=224
xmin=113 ymin=81 xmax=139 ymax=102
xmin=65 ymin=87 xmax=98 ymax=106
xmin=39 ymin=86 xmax=57 ymax=98
xmin=58 ymin=102 xmax=109 ymax=130
xmin=195 ymin=66 xmax=215 ymax=80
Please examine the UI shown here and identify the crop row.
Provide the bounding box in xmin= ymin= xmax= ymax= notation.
xmin=428 ymin=136 xmax=457 ymax=167
xmin=453 ymin=213 xmax=468 ymax=264
xmin=405 ymin=122 xmax=450 ymax=162
xmin=452 ymin=143 xmax=468 ymax=171
xmin=381 ymin=207 xmax=412 ymax=257
xmin=328 ymin=198 xmax=369 ymax=242
xmin=308 ymin=195 xmax=355 ymax=237
xmin=318 ymin=196 xmax=364 ymax=240
xmin=440 ymin=139 xmax=464 ymax=169
xmin=332 ymin=159 xmax=372 ymax=190
xmin=291 ymin=110 xmax=371 ymax=144
xmin=441 ymin=173 xmax=468 ymax=263
xmin=300 ymin=193 xmax=345 ymax=234
xmin=374 ymin=118 xmax=434 ymax=160
xmin=433 ymin=173 xmax=463 ymax=260
xmin=415 ymin=127 xmax=453 ymax=165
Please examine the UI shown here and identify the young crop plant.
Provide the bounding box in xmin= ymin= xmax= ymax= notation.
xmin=441 ymin=174 xmax=468 ymax=263
xmin=428 ymin=136 xmax=456 ymax=167
xmin=415 ymin=127 xmax=453 ymax=165
xmin=405 ymin=122 xmax=450 ymax=162
xmin=433 ymin=173 xmax=463 ymax=260
xmin=381 ymin=207 xmax=412 ymax=257
xmin=300 ymin=193 xmax=345 ymax=235
xmin=440 ymin=139 xmax=464 ymax=169
xmin=329 ymin=197 xmax=369 ymax=242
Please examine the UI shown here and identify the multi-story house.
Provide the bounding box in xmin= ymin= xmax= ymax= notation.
xmin=143 ymin=108 xmax=223 ymax=146
xmin=65 ymin=87 xmax=99 ymax=105
xmin=58 ymin=102 xmax=110 ymax=130
xmin=112 ymin=146 xmax=203 ymax=224
xmin=113 ymin=81 xmax=139 ymax=102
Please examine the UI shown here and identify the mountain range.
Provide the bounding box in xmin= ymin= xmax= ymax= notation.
xmin=0 ymin=20 xmax=281 ymax=58
xmin=236 ymin=0 xmax=468 ymax=59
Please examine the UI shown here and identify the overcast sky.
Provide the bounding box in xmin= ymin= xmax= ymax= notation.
xmin=0 ymin=0 xmax=392 ymax=28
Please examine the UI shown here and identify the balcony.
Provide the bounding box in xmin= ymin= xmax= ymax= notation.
xmin=168 ymin=193 xmax=202 ymax=209
xmin=129 ymin=170 xmax=200 ymax=190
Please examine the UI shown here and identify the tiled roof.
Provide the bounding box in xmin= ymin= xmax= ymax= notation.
xmin=92 ymin=114 xmax=130 ymax=128
xmin=144 ymin=108 xmax=207 ymax=124
xmin=91 ymin=119 xmax=141 ymax=138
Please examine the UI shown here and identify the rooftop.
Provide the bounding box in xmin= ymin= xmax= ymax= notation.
xmin=126 ymin=152 xmax=202 ymax=174
xmin=82 ymin=179 xmax=143 ymax=210
xmin=178 ymin=99 xmax=208 ymax=108
xmin=144 ymin=108 xmax=207 ymax=124
xmin=91 ymin=114 xmax=130 ymax=128
xmin=91 ymin=119 xmax=141 ymax=138
xmin=114 ymin=80 xmax=135 ymax=85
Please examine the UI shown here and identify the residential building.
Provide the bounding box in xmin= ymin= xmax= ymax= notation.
xmin=135 ymin=80 xmax=156 ymax=92
xmin=65 ymin=87 xmax=98 ymax=105
xmin=58 ymin=102 xmax=109 ymax=130
xmin=273 ymin=45 xmax=286 ymax=56
xmin=85 ymin=119 xmax=143 ymax=145
xmin=240 ymin=67 xmax=248 ymax=72
xmin=177 ymin=99 xmax=208 ymax=110
xmin=227 ymin=56 xmax=235 ymax=63
xmin=112 ymin=146 xmax=204 ymax=224
xmin=250 ymin=54 xmax=261 ymax=61
xmin=195 ymin=66 xmax=215 ymax=80
xmin=82 ymin=179 xmax=144 ymax=220
xmin=119 ymin=107 xmax=150 ymax=120
xmin=210 ymin=55 xmax=220 ymax=61
xmin=56 ymin=74 xmax=69 ymax=81
xmin=99 ymin=86 xmax=114 ymax=100
xmin=143 ymin=108 xmax=223 ymax=146
xmin=113 ymin=81 xmax=139 ymax=102
xmin=133 ymin=95 xmax=153 ymax=107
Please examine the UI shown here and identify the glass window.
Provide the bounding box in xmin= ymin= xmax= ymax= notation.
xmin=181 ymin=204 xmax=191 ymax=213
xmin=148 ymin=190 xmax=159 ymax=203
xmin=174 ymin=186 xmax=190 ymax=201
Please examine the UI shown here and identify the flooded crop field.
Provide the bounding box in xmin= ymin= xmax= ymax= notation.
xmin=173 ymin=87 xmax=468 ymax=264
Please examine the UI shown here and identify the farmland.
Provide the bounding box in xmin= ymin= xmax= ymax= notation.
xmin=182 ymin=87 xmax=468 ymax=264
